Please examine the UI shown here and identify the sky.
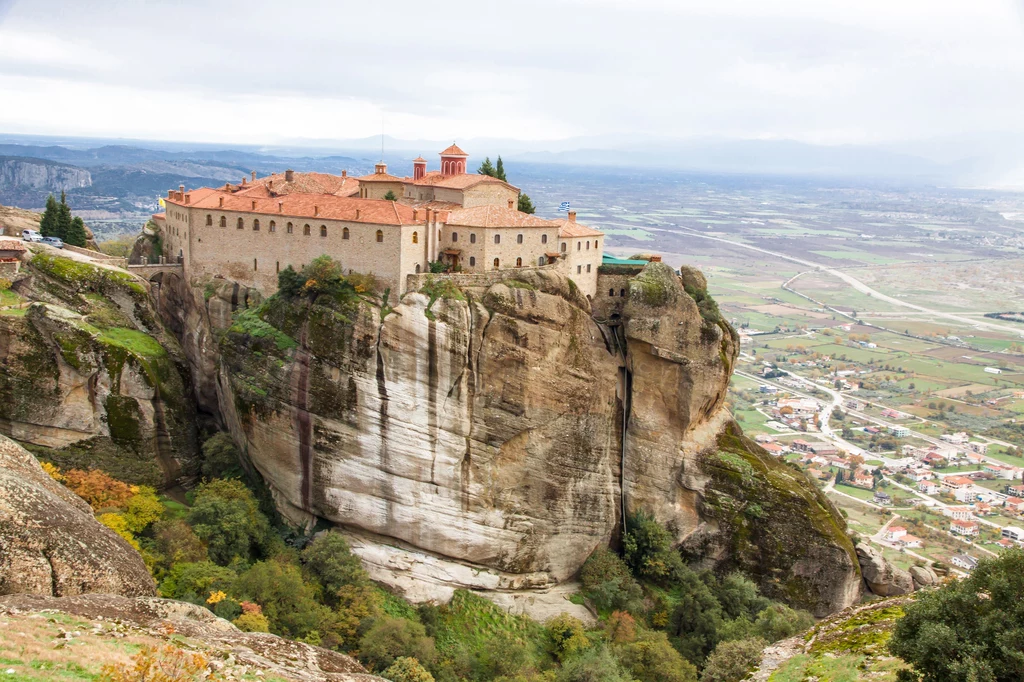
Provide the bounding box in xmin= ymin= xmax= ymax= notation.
xmin=2 ymin=0 xmax=1024 ymax=149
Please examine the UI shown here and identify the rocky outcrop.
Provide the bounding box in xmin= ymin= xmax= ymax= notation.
xmin=0 ymin=157 xmax=91 ymax=192
xmin=856 ymin=544 xmax=914 ymax=597
xmin=0 ymin=254 xmax=197 ymax=486
xmin=0 ymin=593 xmax=379 ymax=681
xmin=909 ymin=564 xmax=939 ymax=590
xmin=0 ymin=434 xmax=155 ymax=597
xmin=148 ymin=260 xmax=861 ymax=617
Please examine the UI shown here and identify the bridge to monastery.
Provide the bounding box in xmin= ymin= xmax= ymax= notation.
xmin=126 ymin=263 xmax=183 ymax=280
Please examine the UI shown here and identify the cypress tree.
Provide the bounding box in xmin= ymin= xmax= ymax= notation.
xmin=477 ymin=156 xmax=496 ymax=177
xmin=65 ymin=217 xmax=87 ymax=247
xmin=494 ymin=156 xmax=507 ymax=181
xmin=39 ymin=194 xmax=59 ymax=237
xmin=518 ymin=193 xmax=536 ymax=214
xmin=56 ymin=191 xmax=73 ymax=241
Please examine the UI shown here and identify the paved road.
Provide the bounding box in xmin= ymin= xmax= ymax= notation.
xmin=678 ymin=226 xmax=1024 ymax=337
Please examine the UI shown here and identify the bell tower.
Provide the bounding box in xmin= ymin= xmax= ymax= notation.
xmin=413 ymin=156 xmax=427 ymax=181
xmin=439 ymin=143 xmax=468 ymax=176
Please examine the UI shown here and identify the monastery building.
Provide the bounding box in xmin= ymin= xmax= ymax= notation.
xmin=157 ymin=145 xmax=604 ymax=297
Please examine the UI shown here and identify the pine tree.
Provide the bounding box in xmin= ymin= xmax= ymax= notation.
xmin=39 ymin=194 xmax=59 ymax=237
xmin=518 ymin=193 xmax=536 ymax=214
xmin=494 ymin=156 xmax=507 ymax=181
xmin=65 ymin=216 xmax=87 ymax=247
xmin=56 ymin=191 xmax=73 ymax=241
xmin=383 ymin=190 xmax=397 ymax=201
xmin=477 ymin=156 xmax=496 ymax=177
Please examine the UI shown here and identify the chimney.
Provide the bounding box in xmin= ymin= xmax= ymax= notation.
xmin=508 ymin=199 xmax=514 ymax=209
xmin=184 ymin=193 xmax=190 ymax=205
xmin=251 ymin=200 xmax=256 ymax=210
xmin=219 ymin=197 xmax=224 ymax=208
xmin=356 ymin=209 xmax=361 ymax=220
xmin=314 ymin=205 xmax=319 ymax=217
xmin=413 ymin=209 xmax=419 ymax=221
xmin=568 ymin=210 xmax=576 ymax=223
xmin=341 ymin=170 xmax=347 ymax=178
xmin=242 ymin=177 xmax=247 ymax=186
xmin=649 ymin=255 xmax=662 ymax=263
xmin=278 ymin=201 xmax=283 ymax=213
xmin=167 ymin=190 xmax=174 ymax=199
xmin=179 ymin=184 xmax=185 ymax=194
xmin=285 ymin=169 xmax=294 ymax=182
xmin=251 ymin=170 xmax=256 ymax=182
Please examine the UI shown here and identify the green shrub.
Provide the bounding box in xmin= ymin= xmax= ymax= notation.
xmin=548 ymin=614 xmax=590 ymax=661
xmin=623 ymin=511 xmax=683 ymax=580
xmin=300 ymin=531 xmax=370 ymax=606
xmin=383 ymin=657 xmax=435 ymax=682
xmin=200 ymin=432 xmax=244 ymax=480
xmin=578 ymin=548 xmax=643 ymax=614
xmin=557 ymin=646 xmax=632 ymax=682
xmin=187 ymin=478 xmax=273 ymax=565
xmin=614 ymin=629 xmax=698 ymax=682
xmin=158 ymin=561 xmax=235 ymax=602
xmin=699 ymin=637 xmax=766 ymax=682
xmin=233 ymin=556 xmax=331 ymax=640
xmin=359 ymin=616 xmax=436 ymax=672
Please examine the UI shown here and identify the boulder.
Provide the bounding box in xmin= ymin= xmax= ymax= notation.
xmin=856 ymin=544 xmax=914 ymax=596
xmin=910 ymin=564 xmax=939 ymax=590
xmin=0 ymin=434 xmax=156 ymax=597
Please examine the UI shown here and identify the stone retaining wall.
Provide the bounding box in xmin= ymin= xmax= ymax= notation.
xmin=62 ymin=245 xmax=127 ymax=269
xmin=405 ymin=262 xmax=564 ymax=293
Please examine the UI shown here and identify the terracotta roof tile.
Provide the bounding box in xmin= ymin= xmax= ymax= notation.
xmin=553 ymin=218 xmax=604 ymax=238
xmin=440 ymin=143 xmax=468 ymax=156
xmin=412 ymin=156 xmax=427 ymax=162
xmin=168 ymin=188 xmax=420 ymax=226
xmin=0 ymin=239 xmax=27 ymax=252
xmin=356 ymin=171 xmax=405 ymax=183
xmin=243 ymin=172 xmax=361 ymax=197
xmin=446 ymin=205 xmax=553 ymax=228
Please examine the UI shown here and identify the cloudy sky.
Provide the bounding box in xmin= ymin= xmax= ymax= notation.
xmin=1 ymin=0 xmax=1024 ymax=148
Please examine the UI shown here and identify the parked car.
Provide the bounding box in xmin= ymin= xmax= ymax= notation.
xmin=42 ymin=236 xmax=64 ymax=248
xmin=22 ymin=229 xmax=42 ymax=242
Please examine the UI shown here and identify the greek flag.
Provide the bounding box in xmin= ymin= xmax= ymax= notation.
xmin=558 ymin=201 xmax=571 ymax=212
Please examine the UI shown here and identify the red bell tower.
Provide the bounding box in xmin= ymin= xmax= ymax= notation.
xmin=439 ymin=143 xmax=468 ymax=176
xmin=412 ymin=156 xmax=427 ymax=181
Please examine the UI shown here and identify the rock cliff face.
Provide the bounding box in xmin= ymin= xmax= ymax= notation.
xmin=0 ymin=157 xmax=91 ymax=192
xmin=0 ymin=434 xmax=155 ymax=597
xmin=0 ymin=253 xmax=197 ymax=486
xmin=154 ymin=262 xmax=861 ymax=616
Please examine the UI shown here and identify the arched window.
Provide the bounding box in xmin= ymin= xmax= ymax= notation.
xmin=538 ymin=256 xmax=546 ymax=266
xmin=561 ymin=243 xmax=566 ymax=253
xmin=517 ymin=234 xmax=524 ymax=244
xmin=577 ymin=242 xmax=581 ymax=251
xmin=609 ymin=288 xmax=615 ymax=297
xmin=254 ymin=258 xmax=258 ymax=271
xmin=493 ymin=258 xmax=500 ymax=269
xmin=620 ymin=288 xmax=626 ymax=297
xmin=303 ymin=224 xmax=311 ymax=236
xmin=470 ymin=233 xmax=476 ymax=244
xmin=287 ymin=222 xmax=294 ymax=234
xmin=494 ymin=234 xmax=501 ymax=244
xmin=269 ymin=220 xmax=276 ymax=232
xmin=253 ymin=219 xmax=260 ymax=231
xmin=541 ymin=234 xmax=548 ymax=244
xmin=516 ymin=257 xmax=523 ymax=267
xmin=587 ymin=264 xmax=592 ymax=272
xmin=452 ymin=232 xmax=458 ymax=242
xmin=577 ymin=265 xmax=582 ymax=274
xmin=343 ymin=227 xmax=350 ymax=240
xmin=585 ymin=241 xmax=590 ymax=250
xmin=206 ymin=214 xmax=212 ymax=226
xmin=469 ymin=256 xmax=476 ymax=267
xmin=320 ymin=225 xmax=327 ymax=237
xmin=237 ymin=217 xmax=244 ymax=229
xmin=219 ymin=216 xmax=226 ymax=227
xmin=412 ymin=231 xmax=418 ymax=244
xmin=376 ymin=230 xmax=384 ymax=243
xmin=415 ymin=264 xmax=421 ymax=273
xmin=276 ymin=261 xmax=280 ymax=273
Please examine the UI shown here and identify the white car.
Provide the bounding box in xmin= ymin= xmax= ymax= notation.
xmin=22 ymin=229 xmax=43 ymax=242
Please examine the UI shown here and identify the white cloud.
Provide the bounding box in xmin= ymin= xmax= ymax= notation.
xmin=2 ymin=0 xmax=1024 ymax=146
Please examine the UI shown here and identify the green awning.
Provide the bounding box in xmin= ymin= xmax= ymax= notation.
xmin=602 ymin=254 xmax=650 ymax=266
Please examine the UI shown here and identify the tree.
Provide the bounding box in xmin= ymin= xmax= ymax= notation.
xmin=39 ymin=194 xmax=59 ymax=237
xmin=548 ymin=614 xmax=591 ymax=661
xmin=200 ymin=433 xmax=243 ymax=480
xmin=477 ymin=157 xmax=496 ymax=177
xmin=233 ymin=557 xmax=329 ymax=640
xmin=557 ymin=646 xmax=633 ymax=682
xmin=624 ymin=511 xmax=683 ymax=580
xmin=753 ymin=603 xmax=813 ymax=642
xmin=383 ymin=190 xmax=398 ymax=201
xmin=494 ymin=156 xmax=507 ymax=181
xmin=382 ymin=657 xmax=435 ymax=682
xmin=56 ymin=190 xmax=73 ymax=240
xmin=158 ymin=561 xmax=236 ymax=602
xmin=301 ymin=531 xmax=370 ymax=607
xmin=889 ymin=548 xmax=1024 ymax=681
xmin=700 ymin=638 xmax=767 ymax=682
xmin=614 ymin=629 xmax=698 ymax=682
xmin=358 ymin=616 xmax=436 ymax=672
xmin=579 ymin=547 xmax=644 ymax=613
xmin=65 ymin=216 xmax=87 ymax=247
xmin=518 ymin=193 xmax=536 ymax=214
xmin=187 ymin=479 xmax=273 ymax=565
xmin=152 ymin=519 xmax=208 ymax=569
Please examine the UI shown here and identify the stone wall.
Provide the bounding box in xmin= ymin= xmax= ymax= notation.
xmin=405 ymin=262 xmax=564 ymax=292
xmin=0 ymin=260 xmax=18 ymax=278
xmin=591 ymin=272 xmax=633 ymax=320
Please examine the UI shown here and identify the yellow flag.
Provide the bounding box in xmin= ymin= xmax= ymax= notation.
xmin=158 ymin=197 xmax=166 ymax=208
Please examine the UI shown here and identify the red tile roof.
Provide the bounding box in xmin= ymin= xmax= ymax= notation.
xmin=0 ymin=239 xmax=27 ymax=252
xmin=446 ymin=205 xmax=553 ymax=228
xmin=243 ymin=171 xmax=361 ymax=197
xmin=168 ymin=189 xmax=421 ymax=226
xmin=409 ymin=171 xmax=517 ymax=192
xmin=412 ymin=156 xmax=427 ymax=163
xmin=356 ymin=171 xmax=405 ymax=183
xmin=554 ymin=218 xmax=603 ymax=238
xmin=440 ymin=143 xmax=468 ymax=157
